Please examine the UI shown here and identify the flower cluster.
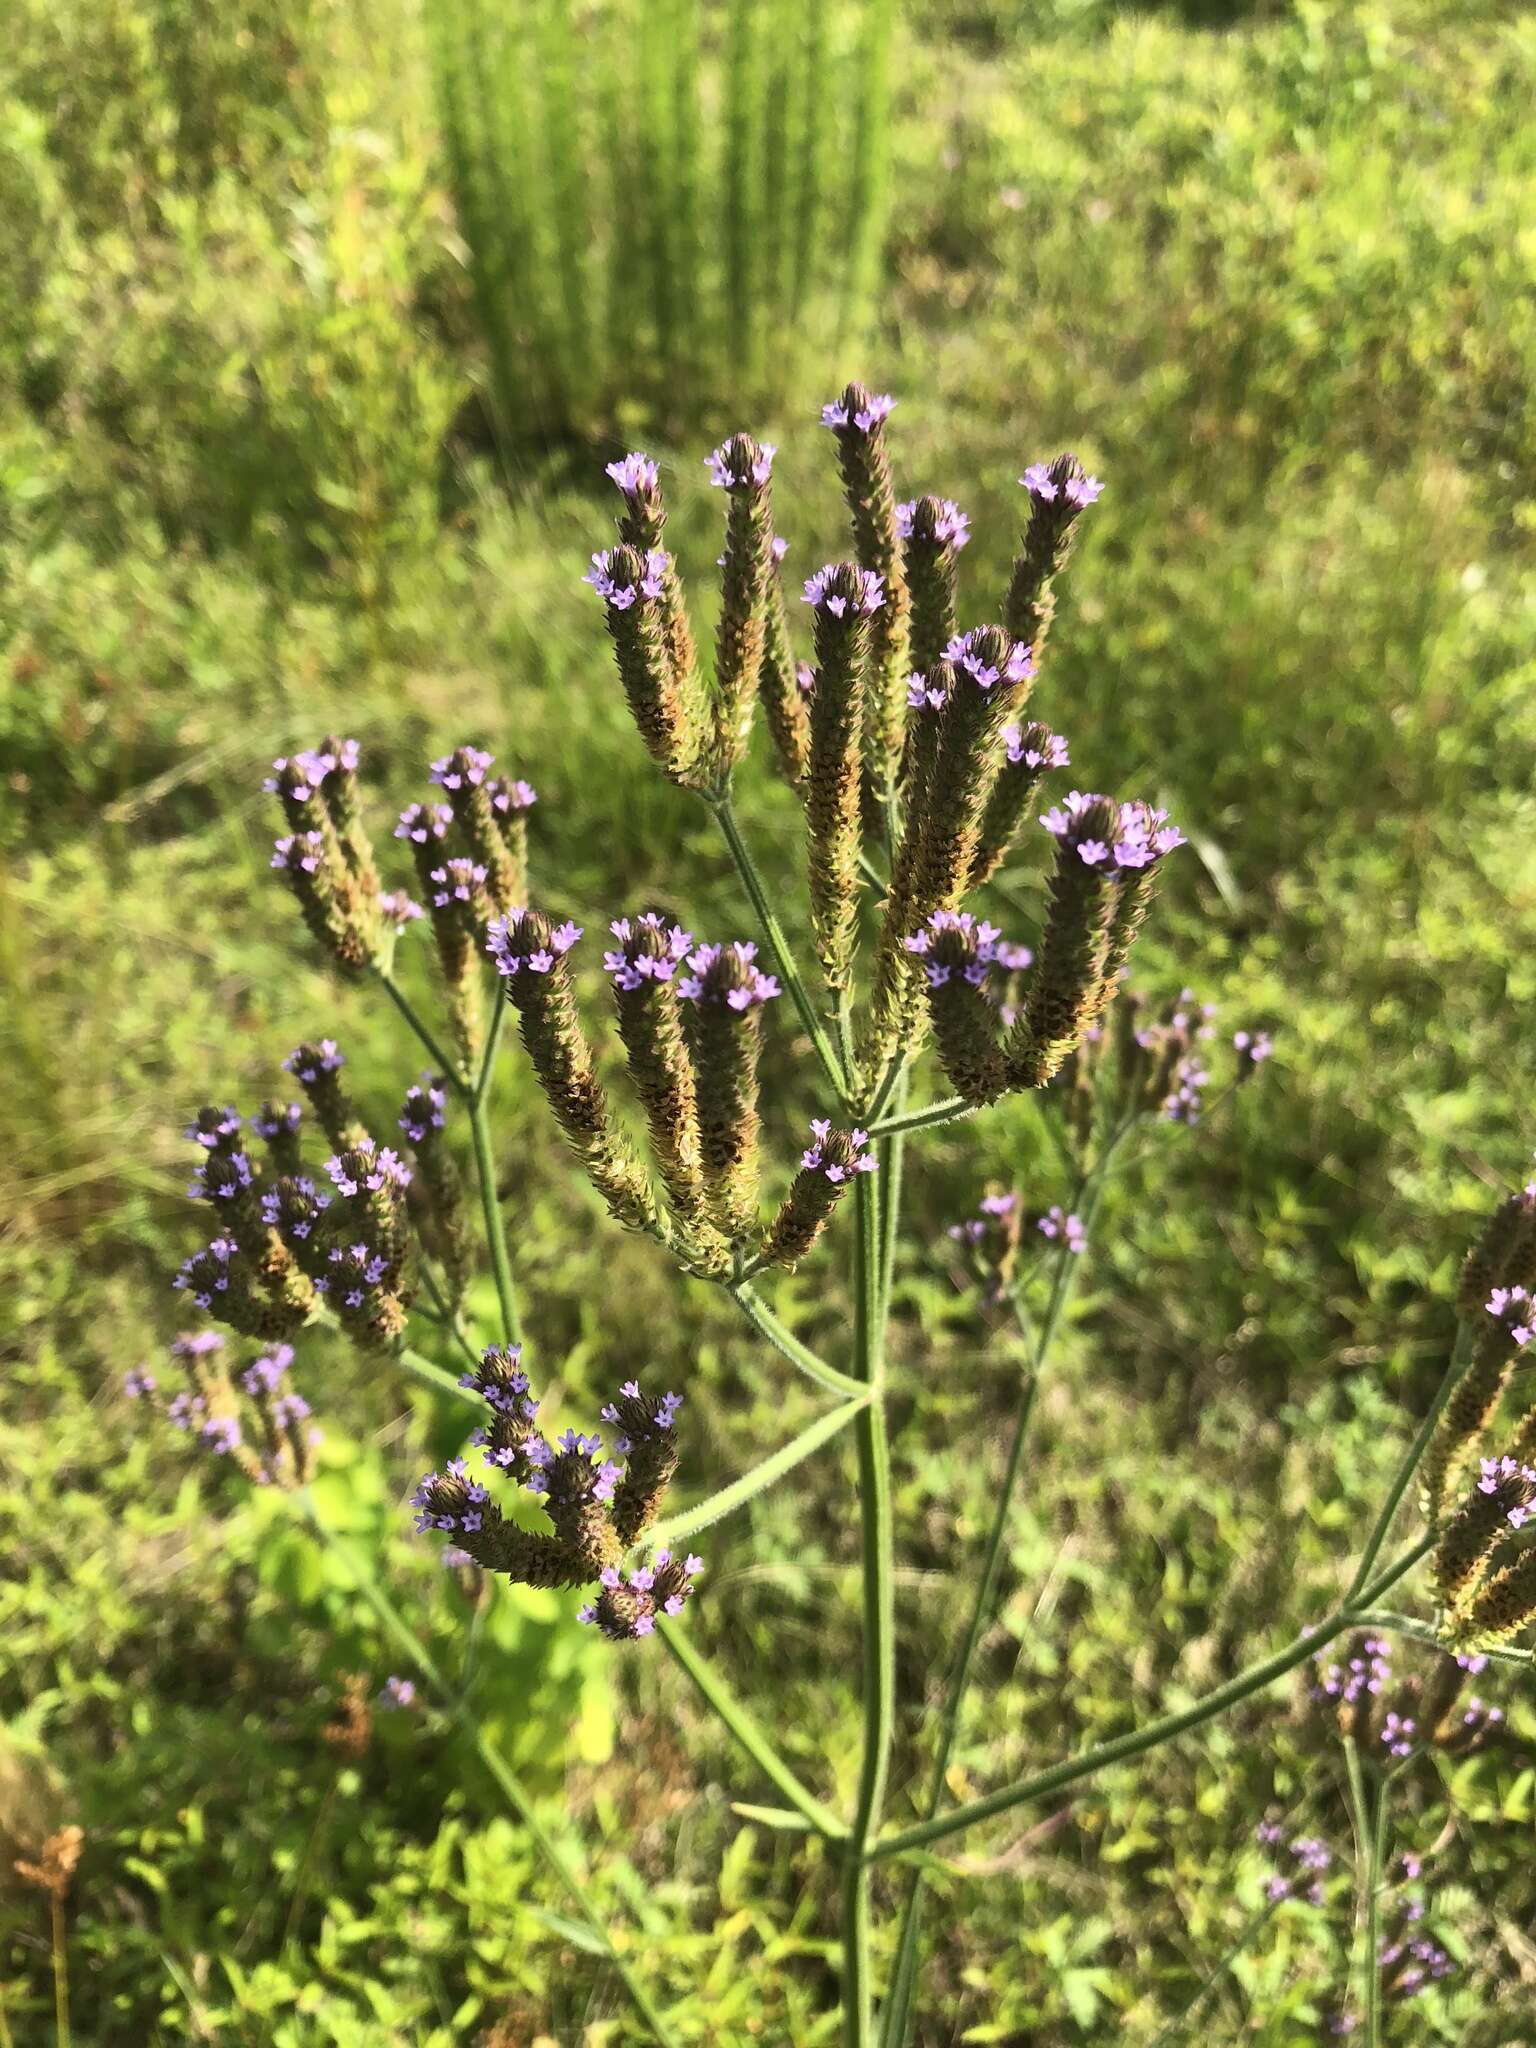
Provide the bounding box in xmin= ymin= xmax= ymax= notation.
xmin=803 ymin=565 xmax=885 ymax=618
xmin=760 ymin=1122 xmax=878 ymax=1269
xmin=128 ymin=1331 xmax=318 ymax=1489
xmin=1255 ymin=1820 xmax=1332 ymax=1906
xmin=585 ymin=547 xmax=668 ymax=609
xmin=579 ymin=1551 xmax=705 ymax=1641
xmin=171 ymin=1046 xmax=423 ymax=1349
xmin=410 ymin=1348 xmax=697 ymax=1635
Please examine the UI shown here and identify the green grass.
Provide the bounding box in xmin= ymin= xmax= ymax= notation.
xmin=5 ymin=0 xmax=1536 ymax=2038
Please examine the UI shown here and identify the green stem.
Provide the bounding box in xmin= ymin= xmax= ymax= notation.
xmin=397 ymin=1343 xmax=481 ymax=1407
xmin=467 ymin=1060 xmax=521 ymax=1347
xmin=870 ymin=1535 xmax=1434 ymax=1862
xmin=866 ymin=1096 xmax=973 ymax=1141
xmin=303 ymin=1504 xmax=678 ymax=2045
xmin=728 ymin=1283 xmax=868 ymax=1399
xmin=49 ymin=1895 xmax=69 ymax=2048
xmin=412 ymin=1261 xmax=482 ymax=1371
xmin=882 ymin=1126 xmax=1131 ymax=2042
xmin=659 ymin=1621 xmax=847 ymax=1840
xmin=473 ymin=970 xmax=510 ymax=1105
xmin=376 ymin=968 xmax=467 ymax=1090
xmin=843 ymin=1160 xmax=897 ymax=2047
xmin=647 ymin=1393 xmax=870 ymax=1550
xmin=1342 ymin=1738 xmax=1380 ymax=2046
xmin=1344 ymin=1323 xmax=1469 ymax=1603
xmin=711 ymin=795 xmax=847 ymax=1101
xmin=876 ymin=1072 xmax=908 ymax=1326
xmin=1350 ymin=1607 xmax=1531 ymax=1665
xmin=1364 ymin=1768 xmax=1388 ymax=2046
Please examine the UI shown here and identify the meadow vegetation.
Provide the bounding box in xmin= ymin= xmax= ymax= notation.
xmin=4 ymin=0 xmax=1536 ymax=2038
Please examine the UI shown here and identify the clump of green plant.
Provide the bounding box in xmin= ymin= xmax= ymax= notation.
xmin=139 ymin=381 xmax=1531 ymax=2044
xmin=427 ymin=0 xmax=896 ymax=443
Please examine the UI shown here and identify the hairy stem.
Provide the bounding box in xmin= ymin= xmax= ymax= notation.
xmin=882 ymin=1120 xmax=1132 ymax=2041
xmin=728 ymin=1282 xmax=868 ymax=1399
xmin=648 ymin=1392 xmax=870 ymax=1550
xmin=866 ymin=1096 xmax=974 ymax=1141
xmin=660 ymin=1620 xmax=847 ymax=1839
xmin=397 ymin=1342 xmax=481 ymax=1406
xmin=843 ymin=1157 xmax=897 ymax=2046
xmin=375 ymin=967 xmax=466 ymax=1089
xmin=1344 ymin=1322 xmax=1469 ymax=1602
xmin=710 ymin=794 xmax=847 ymax=1101
xmin=870 ymin=1535 xmax=1433 ymax=1861
xmin=467 ymin=1065 xmax=521 ymax=1346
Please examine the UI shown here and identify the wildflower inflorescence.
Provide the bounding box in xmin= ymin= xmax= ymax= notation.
xmin=408 ymin=1346 xmax=699 ymax=1636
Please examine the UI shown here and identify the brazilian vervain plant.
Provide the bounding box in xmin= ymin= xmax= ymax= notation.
xmin=426 ymin=0 xmax=897 ymax=443
xmin=142 ymin=385 xmax=1536 ymax=2043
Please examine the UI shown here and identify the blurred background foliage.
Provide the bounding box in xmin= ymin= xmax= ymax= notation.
xmin=3 ymin=0 xmax=1536 ymax=2038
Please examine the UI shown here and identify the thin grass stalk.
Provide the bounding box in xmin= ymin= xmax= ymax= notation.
xmin=728 ymin=1283 xmax=868 ymax=1399
xmin=636 ymin=0 xmax=679 ymax=377
xmin=306 ymin=1506 xmax=678 ymax=2044
xmin=375 ymin=968 xmax=465 ymax=1089
xmin=467 ymin=0 xmax=559 ymax=435
xmin=842 ymin=0 xmax=895 ymax=330
xmin=534 ymin=0 xmax=593 ymax=397
xmin=667 ymin=0 xmax=704 ymax=393
xmin=1146 ymin=1895 xmax=1285 ymax=2048
xmin=1344 ymin=1321 xmax=1471 ymax=1601
xmin=790 ymin=0 xmax=830 ymax=320
xmin=723 ymin=0 xmax=763 ymax=389
xmin=428 ymin=0 xmax=521 ymax=447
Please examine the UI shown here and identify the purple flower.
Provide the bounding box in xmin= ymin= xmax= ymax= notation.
xmin=490 ymin=777 xmax=537 ymax=813
xmin=429 ymin=746 xmax=493 ymax=791
xmin=705 ymin=439 xmax=776 ymax=488
xmin=271 ymin=832 xmax=326 ymax=875
xmin=1019 ymin=462 xmax=1058 ymax=501
xmin=771 ymin=535 xmax=789 ymax=562
xmin=399 ymin=1077 xmax=448 ymax=1143
xmin=241 ymin=1345 xmax=295 ymax=1396
xmin=605 ymin=452 xmax=659 ymax=497
xmin=1003 ymin=723 xmax=1069 ymax=771
xmin=802 ymin=565 xmax=885 ymax=617
xmin=904 ymin=909 xmax=1015 ymax=989
xmin=896 ymin=497 xmax=970 ymax=548
xmin=201 ymin=1414 xmax=242 ymax=1456
xmin=800 ymin=1119 xmax=878 ymax=1180
xmin=486 ymin=911 xmax=583 ymax=978
xmin=379 ymin=1675 xmax=418 ymax=1710
xmin=1037 ymin=1206 xmax=1086 ymax=1254
xmin=394 ymin=801 xmax=453 ymax=845
xmin=125 ymin=1365 xmax=157 ymax=1399
xmin=1065 ymin=473 xmax=1104 ymax=507
xmin=943 ymin=630 xmax=1033 ymax=691
xmin=428 ymin=858 xmax=488 ymax=909
xmin=821 ymin=392 xmax=896 ymax=433
xmin=584 ymin=547 xmax=668 ymax=608
xmin=906 ymin=673 xmax=949 ymax=713
xmin=603 ymin=912 xmax=694 ymax=990
xmin=675 ymin=940 xmax=780 ymax=1009
xmin=283 ymin=1039 xmax=345 ymax=1081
